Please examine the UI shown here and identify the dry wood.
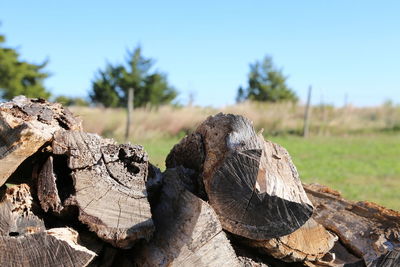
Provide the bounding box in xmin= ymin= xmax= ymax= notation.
xmin=0 ymin=184 xmax=96 ymax=267
xmin=52 ymin=130 xmax=154 ymax=248
xmin=37 ymin=155 xmax=63 ymax=213
xmin=0 ymin=96 xmax=81 ymax=186
xmin=167 ymin=113 xmax=313 ymax=240
xmin=136 ymin=167 xmax=240 ymax=267
xmin=244 ymin=218 xmax=337 ymax=263
xmin=2 ymin=98 xmax=400 ymax=267
xmin=367 ymin=250 xmax=400 ymax=267
xmin=303 ymin=241 xmax=364 ymax=267
xmin=304 ymin=183 xmax=400 ymax=266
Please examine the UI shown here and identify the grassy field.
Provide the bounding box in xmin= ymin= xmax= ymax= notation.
xmin=137 ymin=134 xmax=400 ymax=211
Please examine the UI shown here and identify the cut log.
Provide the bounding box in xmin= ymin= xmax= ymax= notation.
xmin=167 ymin=113 xmax=313 ymax=240
xmin=135 ymin=167 xmax=240 ymax=267
xmin=52 ymin=130 xmax=154 ymax=248
xmin=0 ymin=184 xmax=96 ymax=267
xmin=0 ymin=96 xmax=81 ymax=186
xmin=0 ymin=228 xmax=96 ymax=267
xmin=304 ymin=183 xmax=400 ymax=266
xmin=243 ymin=218 xmax=337 ymax=263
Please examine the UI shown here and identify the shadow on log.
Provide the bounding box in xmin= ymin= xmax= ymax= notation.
xmin=167 ymin=113 xmax=313 ymax=240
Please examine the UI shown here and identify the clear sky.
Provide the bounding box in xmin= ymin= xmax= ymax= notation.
xmin=1 ymin=1 xmax=399 ymax=106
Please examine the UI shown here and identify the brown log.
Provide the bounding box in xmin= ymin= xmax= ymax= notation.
xmin=244 ymin=218 xmax=337 ymax=263
xmin=167 ymin=113 xmax=313 ymax=240
xmin=0 ymin=96 xmax=82 ymax=186
xmin=52 ymin=130 xmax=154 ymax=248
xmin=135 ymin=167 xmax=240 ymax=267
xmin=0 ymin=184 xmax=96 ymax=266
xmin=304 ymin=183 xmax=400 ymax=266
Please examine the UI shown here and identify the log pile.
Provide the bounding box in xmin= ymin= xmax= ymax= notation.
xmin=0 ymin=96 xmax=399 ymax=267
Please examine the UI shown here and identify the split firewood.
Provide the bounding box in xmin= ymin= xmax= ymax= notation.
xmin=167 ymin=113 xmax=313 ymax=240
xmin=304 ymin=183 xmax=400 ymax=266
xmin=135 ymin=167 xmax=240 ymax=267
xmin=0 ymin=96 xmax=82 ymax=186
xmin=52 ymin=130 xmax=154 ymax=248
xmin=166 ymin=163 xmax=336 ymax=265
xmin=0 ymin=184 xmax=96 ymax=267
xmin=37 ymin=155 xmax=63 ymax=213
xmin=243 ymin=218 xmax=337 ymax=263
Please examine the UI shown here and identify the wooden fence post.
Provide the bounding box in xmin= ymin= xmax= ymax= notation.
xmin=303 ymin=86 xmax=312 ymax=138
xmin=125 ymin=88 xmax=134 ymax=142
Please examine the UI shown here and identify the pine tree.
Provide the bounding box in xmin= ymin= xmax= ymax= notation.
xmin=237 ymin=56 xmax=297 ymax=103
xmin=0 ymin=33 xmax=50 ymax=100
xmin=90 ymin=46 xmax=177 ymax=108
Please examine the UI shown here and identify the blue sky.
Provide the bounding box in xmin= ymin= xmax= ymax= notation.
xmin=1 ymin=1 xmax=399 ymax=106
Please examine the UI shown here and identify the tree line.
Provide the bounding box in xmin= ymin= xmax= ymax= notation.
xmin=0 ymin=31 xmax=297 ymax=107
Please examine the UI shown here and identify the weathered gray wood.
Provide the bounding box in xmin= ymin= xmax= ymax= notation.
xmin=0 ymin=184 xmax=96 ymax=267
xmin=37 ymin=155 xmax=63 ymax=213
xmin=304 ymin=183 xmax=400 ymax=266
xmin=136 ymin=167 xmax=240 ymax=267
xmin=0 ymin=96 xmax=81 ymax=186
xmin=167 ymin=113 xmax=313 ymax=240
xmin=0 ymin=228 xmax=96 ymax=267
xmin=0 ymin=184 xmax=45 ymax=236
xmin=367 ymin=250 xmax=400 ymax=267
xmin=244 ymin=218 xmax=337 ymax=263
xmin=52 ymin=130 xmax=154 ymax=248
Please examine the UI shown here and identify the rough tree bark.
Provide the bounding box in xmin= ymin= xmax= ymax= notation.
xmin=0 ymin=96 xmax=81 ymax=186
xmin=0 ymin=184 xmax=96 ymax=267
xmin=136 ymin=167 xmax=240 ymax=266
xmin=167 ymin=113 xmax=313 ymax=240
xmin=52 ymin=130 xmax=154 ymax=248
xmin=37 ymin=155 xmax=63 ymax=213
xmin=304 ymin=183 xmax=400 ymax=266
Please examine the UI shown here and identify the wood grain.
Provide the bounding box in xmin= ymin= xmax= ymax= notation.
xmin=0 ymin=96 xmax=81 ymax=186
xmin=136 ymin=167 xmax=240 ymax=267
xmin=167 ymin=113 xmax=313 ymax=240
xmin=0 ymin=184 xmax=95 ymax=267
xmin=53 ymin=130 xmax=154 ymax=248
xmin=305 ymin=183 xmax=400 ymax=266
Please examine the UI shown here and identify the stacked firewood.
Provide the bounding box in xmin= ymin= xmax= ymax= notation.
xmin=0 ymin=96 xmax=399 ymax=267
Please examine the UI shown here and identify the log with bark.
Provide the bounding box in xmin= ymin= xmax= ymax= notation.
xmin=304 ymin=183 xmax=400 ymax=266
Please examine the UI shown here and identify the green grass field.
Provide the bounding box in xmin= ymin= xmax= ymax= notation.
xmin=138 ymin=133 xmax=400 ymax=211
